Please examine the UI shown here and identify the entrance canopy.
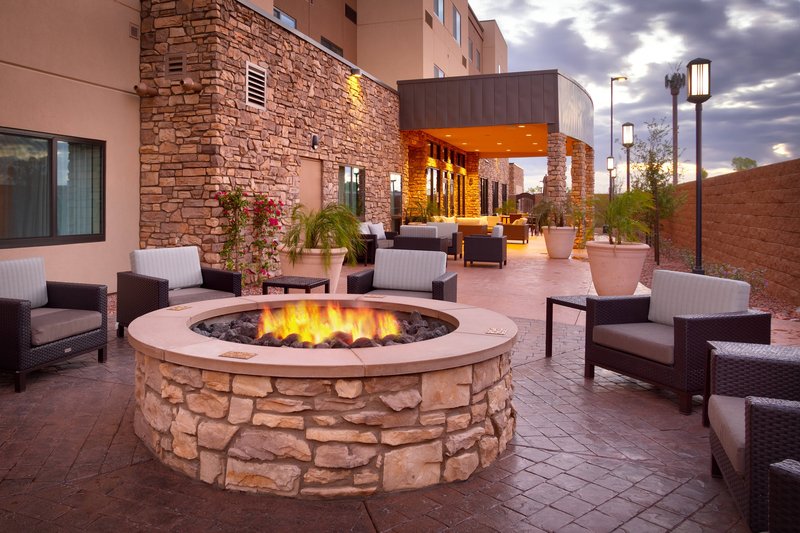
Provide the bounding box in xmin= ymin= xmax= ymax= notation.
xmin=398 ymin=70 xmax=593 ymax=157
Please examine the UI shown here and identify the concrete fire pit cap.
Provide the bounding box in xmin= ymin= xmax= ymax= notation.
xmin=127 ymin=294 xmax=518 ymax=378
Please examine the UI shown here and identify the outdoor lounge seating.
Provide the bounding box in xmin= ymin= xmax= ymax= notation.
xmin=0 ymin=257 xmax=107 ymax=392
xmin=501 ymin=222 xmax=531 ymax=243
xmin=707 ymin=341 xmax=800 ymax=532
xmin=116 ymin=246 xmax=241 ymax=337
xmin=585 ymin=270 xmax=772 ymax=414
xmin=358 ymin=222 xmax=395 ymax=264
xmin=463 ymin=226 xmax=507 ymax=268
xmin=346 ymin=248 xmax=457 ymax=301
xmin=426 ymin=222 xmax=463 ymax=259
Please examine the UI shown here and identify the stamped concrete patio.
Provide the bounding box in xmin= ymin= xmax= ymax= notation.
xmin=2 ymin=235 xmax=796 ymax=532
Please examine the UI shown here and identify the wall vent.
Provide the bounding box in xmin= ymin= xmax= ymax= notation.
xmin=425 ymin=11 xmax=433 ymax=28
xmin=164 ymin=54 xmax=186 ymax=79
xmin=246 ymin=62 xmax=267 ymax=110
xmin=129 ymin=23 xmax=140 ymax=40
xmin=345 ymin=4 xmax=357 ymax=24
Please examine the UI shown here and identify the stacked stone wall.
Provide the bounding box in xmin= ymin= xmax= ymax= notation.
xmin=139 ymin=0 xmax=402 ymax=265
xmin=546 ymin=132 xmax=567 ymax=207
xmin=134 ymin=351 xmax=516 ymax=497
xmin=479 ymin=158 xmax=510 ymax=214
xmin=661 ymin=159 xmax=800 ymax=305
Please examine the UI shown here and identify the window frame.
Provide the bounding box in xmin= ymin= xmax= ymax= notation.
xmin=434 ymin=64 xmax=445 ymax=78
xmin=338 ymin=164 xmax=365 ymax=219
xmin=0 ymin=126 xmax=106 ymax=249
xmin=433 ymin=0 xmax=444 ymax=23
xmin=273 ymin=7 xmax=297 ymax=29
xmin=452 ymin=5 xmax=461 ymax=44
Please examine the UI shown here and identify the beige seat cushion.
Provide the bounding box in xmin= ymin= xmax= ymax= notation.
xmin=593 ymin=322 xmax=675 ymax=364
xmin=168 ymin=288 xmax=235 ymax=306
xmin=708 ymin=395 xmax=746 ymax=475
xmin=400 ymin=225 xmax=438 ymax=238
xmin=30 ymin=307 xmax=102 ymax=346
xmin=648 ymin=270 xmax=750 ymax=326
xmin=365 ymin=289 xmax=432 ymax=299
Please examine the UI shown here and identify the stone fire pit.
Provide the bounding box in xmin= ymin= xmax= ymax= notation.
xmin=129 ymin=294 xmax=517 ymax=498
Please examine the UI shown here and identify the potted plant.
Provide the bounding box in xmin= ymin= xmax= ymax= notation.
xmin=279 ymin=203 xmax=365 ymax=293
xmin=586 ymin=190 xmax=653 ymax=295
xmin=532 ymin=198 xmax=577 ymax=259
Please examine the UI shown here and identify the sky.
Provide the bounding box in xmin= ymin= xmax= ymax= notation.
xmin=469 ymin=0 xmax=800 ymax=193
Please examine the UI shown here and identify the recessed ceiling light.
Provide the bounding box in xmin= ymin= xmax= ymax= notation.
xmin=525 ymin=133 xmax=532 ymax=137
xmin=532 ymin=142 xmax=538 ymax=145
xmin=505 ymin=149 xmax=511 ymax=152
xmin=517 ymin=125 xmax=525 ymax=128
xmin=461 ymin=142 xmax=467 ymax=145
xmin=496 ymin=142 xmax=502 ymax=145
xmin=445 ymin=134 xmax=452 ymax=137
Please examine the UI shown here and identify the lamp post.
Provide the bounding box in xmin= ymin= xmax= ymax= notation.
xmin=609 ymin=75 xmax=627 ymax=199
xmin=687 ymin=58 xmax=711 ymax=275
xmin=665 ymin=71 xmax=686 ymax=186
xmin=622 ymin=122 xmax=634 ymax=192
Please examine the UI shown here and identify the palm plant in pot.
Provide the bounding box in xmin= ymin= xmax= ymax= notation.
xmin=532 ymin=198 xmax=577 ymax=259
xmin=586 ymin=189 xmax=653 ymax=295
xmin=279 ymin=203 xmax=365 ymax=293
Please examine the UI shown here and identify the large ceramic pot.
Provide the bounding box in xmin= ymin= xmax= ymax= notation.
xmin=585 ymin=241 xmax=650 ymax=295
xmin=542 ymin=227 xmax=577 ymax=259
xmin=278 ymin=245 xmax=347 ymax=293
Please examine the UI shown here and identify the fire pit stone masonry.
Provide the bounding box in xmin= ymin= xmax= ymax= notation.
xmin=129 ymin=294 xmax=517 ymax=498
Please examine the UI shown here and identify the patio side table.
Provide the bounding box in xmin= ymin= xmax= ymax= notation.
xmin=262 ymin=275 xmax=330 ymax=294
xmin=545 ymin=295 xmax=588 ymax=358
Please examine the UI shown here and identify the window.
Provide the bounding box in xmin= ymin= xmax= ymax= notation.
xmin=480 ymin=178 xmax=489 ymax=215
xmin=0 ymin=128 xmax=104 ymax=248
xmin=452 ymin=6 xmax=461 ymax=44
xmin=273 ymin=8 xmax=296 ymax=28
xmin=320 ymin=36 xmax=343 ymax=57
xmin=338 ymin=165 xmax=364 ymax=217
xmin=345 ymin=4 xmax=357 ymax=24
xmin=389 ymin=173 xmax=402 ymax=217
xmin=434 ymin=64 xmax=445 ymax=78
xmin=468 ymin=38 xmax=473 ymax=61
xmin=433 ymin=0 xmax=444 ymax=23
xmin=502 ymin=184 xmax=508 ymax=205
xmin=426 ymin=167 xmax=439 ymax=207
xmin=497 ymin=64 xmax=502 ymax=74
xmin=246 ymin=62 xmax=267 ymax=109
xmin=492 ymin=181 xmax=499 ymax=213
xmin=475 ymin=50 xmax=481 ymax=70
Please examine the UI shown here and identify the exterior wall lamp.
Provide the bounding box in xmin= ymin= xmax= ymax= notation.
xmin=687 ymin=58 xmax=711 ymax=275
xmin=350 ymin=67 xmax=362 ymax=77
xmin=622 ymin=122 xmax=634 ymax=192
xmin=311 ymin=134 xmax=320 ymax=151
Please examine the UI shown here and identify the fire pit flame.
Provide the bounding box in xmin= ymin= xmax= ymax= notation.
xmin=257 ymin=300 xmax=401 ymax=345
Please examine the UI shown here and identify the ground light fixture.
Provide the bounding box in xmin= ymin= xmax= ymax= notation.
xmin=622 ymin=122 xmax=634 ymax=192
xmin=609 ymin=75 xmax=627 ymax=199
xmin=350 ymin=67 xmax=362 ymax=77
xmin=687 ymin=58 xmax=711 ymax=275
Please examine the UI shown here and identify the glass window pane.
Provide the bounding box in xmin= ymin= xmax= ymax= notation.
xmin=57 ymin=140 xmax=103 ymax=236
xmin=0 ymin=132 xmax=50 ymax=239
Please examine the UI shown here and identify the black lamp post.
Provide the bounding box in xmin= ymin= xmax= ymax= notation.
xmin=609 ymin=75 xmax=627 ymax=200
xmin=622 ymin=122 xmax=634 ymax=192
xmin=687 ymin=58 xmax=711 ymax=275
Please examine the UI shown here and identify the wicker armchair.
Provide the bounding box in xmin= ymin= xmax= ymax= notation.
xmin=463 ymin=234 xmax=507 ymax=269
xmin=0 ymin=257 xmax=107 ymax=392
xmin=708 ymin=342 xmax=800 ymax=532
xmin=585 ymin=270 xmax=771 ymax=414
xmin=502 ymin=223 xmax=531 ymax=243
xmin=117 ymin=246 xmax=241 ymax=337
xmin=347 ymin=249 xmax=457 ymax=302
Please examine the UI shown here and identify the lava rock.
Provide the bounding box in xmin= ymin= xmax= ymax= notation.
xmin=351 ymin=337 xmax=379 ymax=348
xmin=314 ymin=342 xmax=331 ymax=349
xmin=282 ymin=333 xmax=300 ymax=346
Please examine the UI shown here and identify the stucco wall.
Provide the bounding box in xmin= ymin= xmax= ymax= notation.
xmin=139 ymin=0 xmax=403 ymax=266
xmin=661 ymin=159 xmax=800 ymax=305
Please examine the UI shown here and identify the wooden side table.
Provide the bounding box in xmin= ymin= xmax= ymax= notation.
xmin=545 ymin=295 xmax=588 ymax=357
xmin=262 ymin=275 xmax=330 ymax=294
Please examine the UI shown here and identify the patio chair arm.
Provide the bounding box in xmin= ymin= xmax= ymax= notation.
xmin=46 ymin=281 xmax=108 ymax=314
xmin=769 ymin=459 xmax=800 ymax=533
xmin=116 ymin=271 xmax=169 ymax=327
xmin=0 ymin=297 xmax=31 ymax=369
xmin=432 ymin=272 xmax=457 ymax=302
xmin=586 ymin=295 xmax=651 ymax=328
xmin=710 ymin=342 xmax=800 ymax=400
xmin=384 ymin=231 xmax=397 ymax=240
xmin=347 ymin=269 xmax=375 ymax=294
xmin=201 ymin=268 xmax=242 ymax=295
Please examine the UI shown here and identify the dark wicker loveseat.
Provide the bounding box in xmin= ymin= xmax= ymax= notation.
xmin=584 ymin=270 xmax=771 ymax=414
xmin=0 ymin=257 xmax=107 ymax=392
xmin=117 ymin=246 xmax=241 ymax=337
xmin=707 ymin=342 xmax=800 ymax=532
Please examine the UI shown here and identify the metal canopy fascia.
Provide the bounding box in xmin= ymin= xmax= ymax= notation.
xmin=398 ymin=70 xmax=593 ymax=158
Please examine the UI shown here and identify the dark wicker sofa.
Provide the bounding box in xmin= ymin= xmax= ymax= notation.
xmin=708 ymin=342 xmax=800 ymax=532
xmin=0 ymin=257 xmax=107 ymax=392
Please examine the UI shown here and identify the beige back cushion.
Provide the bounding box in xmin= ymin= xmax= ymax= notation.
xmin=368 ymin=223 xmax=387 ymax=240
xmin=400 ymin=225 xmax=438 ymax=238
xmin=373 ymin=249 xmax=447 ymax=292
xmin=130 ymin=246 xmax=204 ymax=290
xmin=0 ymin=257 xmax=48 ymax=308
xmin=648 ymin=270 xmax=750 ymax=326
xmin=427 ymin=222 xmax=458 ymax=238
xmin=359 ymin=222 xmax=371 ymax=234
xmin=491 ymin=225 xmax=504 ymax=237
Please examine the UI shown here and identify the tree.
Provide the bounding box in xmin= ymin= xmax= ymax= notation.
xmin=732 ymin=156 xmax=757 ymax=171
xmin=526 ymin=185 xmax=543 ymax=194
xmin=631 ymin=118 xmax=685 ymax=264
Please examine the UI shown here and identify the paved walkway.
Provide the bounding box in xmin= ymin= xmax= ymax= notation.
xmin=3 ymin=234 xmax=791 ymax=531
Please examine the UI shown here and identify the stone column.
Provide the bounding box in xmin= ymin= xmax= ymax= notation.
xmin=546 ymin=132 xmax=567 ymax=208
xmin=584 ymin=144 xmax=595 ymax=240
xmin=466 ymin=153 xmax=481 ymax=216
xmin=570 ymin=141 xmax=586 ymax=247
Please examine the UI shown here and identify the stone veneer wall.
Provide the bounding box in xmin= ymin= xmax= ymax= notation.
xmin=509 ymin=164 xmax=524 ymax=197
xmin=479 ymin=158 xmax=510 ymax=214
xmin=139 ymin=0 xmax=402 ymax=265
xmin=546 ymin=132 xmax=567 ymax=207
xmin=660 ymin=159 xmax=800 ymax=305
xmin=133 ymin=351 xmax=515 ymax=498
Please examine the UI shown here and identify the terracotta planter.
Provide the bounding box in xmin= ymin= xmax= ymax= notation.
xmin=278 ymin=245 xmax=347 ymax=293
xmin=542 ymin=226 xmax=577 ymax=259
xmin=585 ymin=241 xmax=650 ymax=295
